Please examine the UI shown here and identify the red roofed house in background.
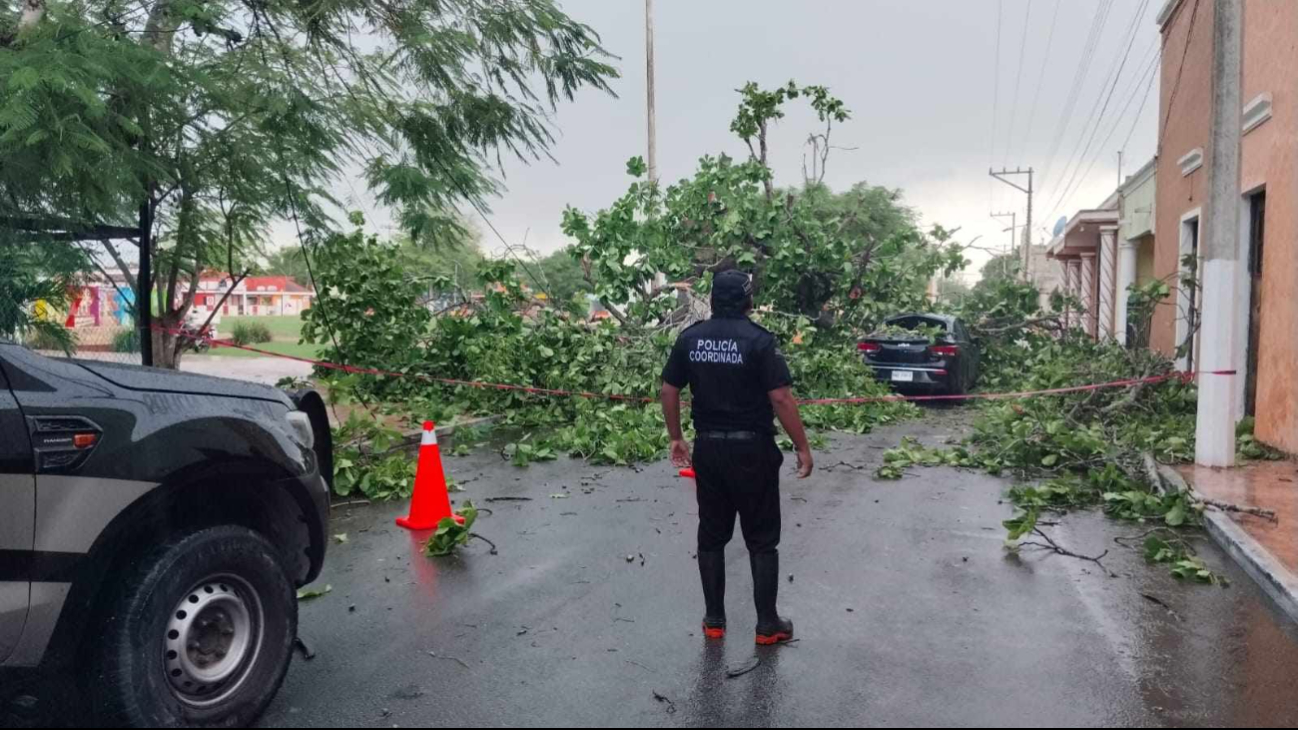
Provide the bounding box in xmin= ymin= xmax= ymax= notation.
xmin=192 ymin=274 xmax=316 ymax=317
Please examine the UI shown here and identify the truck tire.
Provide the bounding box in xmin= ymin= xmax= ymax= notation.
xmin=86 ymin=526 xmax=297 ymax=728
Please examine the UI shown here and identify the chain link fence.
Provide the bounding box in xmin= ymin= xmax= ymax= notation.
xmin=2 ymin=272 xmax=145 ymax=366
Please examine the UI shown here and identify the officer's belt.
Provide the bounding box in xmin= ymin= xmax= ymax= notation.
xmin=696 ymin=430 xmax=762 ymax=441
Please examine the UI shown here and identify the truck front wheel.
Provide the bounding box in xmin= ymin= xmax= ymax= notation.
xmin=87 ymin=526 xmax=298 ymax=727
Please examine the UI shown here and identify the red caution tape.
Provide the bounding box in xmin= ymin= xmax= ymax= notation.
xmin=157 ymin=326 xmax=1234 ymax=406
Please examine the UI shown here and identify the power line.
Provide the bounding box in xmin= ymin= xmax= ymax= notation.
xmin=1044 ymin=0 xmax=1147 ymax=198
xmin=1121 ymin=57 xmax=1160 ymax=152
xmin=1039 ymin=0 xmax=1114 ymax=189
xmin=1021 ymin=0 xmax=1062 ymax=161
xmin=1047 ymin=35 xmax=1157 ymax=216
xmin=1052 ymin=48 xmax=1160 ymax=214
xmin=1044 ymin=0 xmax=1151 ymax=215
xmin=1003 ymin=0 xmax=1033 ymax=163
xmin=989 ymin=0 xmax=1005 ymax=193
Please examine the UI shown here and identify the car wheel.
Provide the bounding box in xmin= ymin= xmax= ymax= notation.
xmin=87 ymin=526 xmax=297 ymax=728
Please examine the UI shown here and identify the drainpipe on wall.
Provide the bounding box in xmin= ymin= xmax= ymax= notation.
xmin=1196 ymin=0 xmax=1243 ymax=468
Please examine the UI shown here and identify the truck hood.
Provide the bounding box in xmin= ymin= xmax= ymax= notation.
xmin=74 ymin=360 xmax=292 ymax=406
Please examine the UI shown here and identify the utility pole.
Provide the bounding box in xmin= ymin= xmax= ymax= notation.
xmin=989 ymin=167 xmax=1033 ymax=282
xmin=1196 ymin=0 xmax=1243 ymax=467
xmin=990 ymin=211 xmax=1017 ymax=254
xmin=990 ymin=211 xmax=1017 ymax=281
xmin=645 ymin=0 xmax=657 ymax=184
xmin=1117 ymin=149 xmax=1124 ymax=188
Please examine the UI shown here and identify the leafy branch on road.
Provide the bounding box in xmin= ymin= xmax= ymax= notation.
xmin=876 ymin=276 xmax=1273 ymax=585
xmin=425 ymin=502 xmax=497 ymax=557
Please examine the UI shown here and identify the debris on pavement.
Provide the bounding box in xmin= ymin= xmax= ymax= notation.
xmin=1140 ymin=593 xmax=1183 ymax=622
xmin=427 ymin=651 xmax=472 ymax=670
xmin=726 ymin=656 xmax=762 ymax=678
xmin=296 ymin=584 xmax=332 ymax=601
xmin=651 ymin=691 xmax=677 ymax=715
xmin=292 ymin=635 xmax=316 ymax=661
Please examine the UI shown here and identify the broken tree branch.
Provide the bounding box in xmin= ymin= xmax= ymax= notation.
xmin=1199 ymin=498 xmax=1279 ymax=524
xmin=1144 ymin=451 xmax=1279 ymax=523
xmin=469 ymin=533 xmax=499 ymax=555
xmin=1021 ymin=528 xmax=1114 ymax=576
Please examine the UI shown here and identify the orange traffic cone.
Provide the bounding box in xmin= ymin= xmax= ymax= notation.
xmin=396 ymin=422 xmax=464 ymax=530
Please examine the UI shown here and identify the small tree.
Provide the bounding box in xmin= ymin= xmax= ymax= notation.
xmin=562 ymin=81 xmax=966 ymax=333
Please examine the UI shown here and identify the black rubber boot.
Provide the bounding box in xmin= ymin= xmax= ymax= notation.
xmin=698 ymin=550 xmax=727 ymax=638
xmin=751 ymin=550 xmax=794 ymax=645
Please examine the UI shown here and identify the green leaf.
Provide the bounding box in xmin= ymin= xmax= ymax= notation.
xmin=1041 ymin=454 xmax=1059 ymax=467
xmin=296 ymin=584 xmax=332 ymax=601
xmin=1003 ymin=509 xmax=1039 ymax=542
xmin=1164 ymin=501 xmax=1187 ymax=527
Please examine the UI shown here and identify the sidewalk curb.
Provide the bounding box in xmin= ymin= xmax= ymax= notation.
xmin=1158 ymin=464 xmax=1298 ymax=624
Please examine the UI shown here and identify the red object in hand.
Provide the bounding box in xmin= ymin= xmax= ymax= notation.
xmin=679 ymin=468 xmax=696 ymax=479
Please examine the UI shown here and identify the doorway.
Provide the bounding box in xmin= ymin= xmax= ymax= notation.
xmin=1245 ymin=190 xmax=1266 ymax=417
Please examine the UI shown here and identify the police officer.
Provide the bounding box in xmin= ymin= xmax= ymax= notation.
xmin=660 ymin=270 xmax=813 ymax=645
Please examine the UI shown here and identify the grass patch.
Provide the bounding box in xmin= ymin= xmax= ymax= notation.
xmin=218 ymin=315 xmax=304 ymax=341
xmin=207 ymin=340 xmax=324 ymax=359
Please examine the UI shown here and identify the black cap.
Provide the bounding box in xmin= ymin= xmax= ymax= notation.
xmin=711 ymin=270 xmax=754 ymax=313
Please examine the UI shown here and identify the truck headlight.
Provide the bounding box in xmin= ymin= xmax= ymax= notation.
xmin=286 ymin=411 xmax=315 ymax=449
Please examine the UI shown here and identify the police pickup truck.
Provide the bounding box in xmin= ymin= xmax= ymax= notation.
xmin=0 ymin=341 xmax=331 ymax=727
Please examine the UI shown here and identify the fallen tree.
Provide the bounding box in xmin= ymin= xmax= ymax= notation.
xmin=301 ymin=81 xmax=978 ymax=499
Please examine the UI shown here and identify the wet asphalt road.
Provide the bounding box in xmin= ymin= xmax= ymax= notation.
xmin=259 ymin=413 xmax=1298 ymax=728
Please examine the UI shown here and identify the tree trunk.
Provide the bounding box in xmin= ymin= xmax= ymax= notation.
xmin=151 ymin=312 xmax=185 ymax=370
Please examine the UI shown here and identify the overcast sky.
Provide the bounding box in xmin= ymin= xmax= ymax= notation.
xmin=333 ymin=0 xmax=1165 ymax=282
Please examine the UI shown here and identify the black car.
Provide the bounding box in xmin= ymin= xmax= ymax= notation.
xmin=0 ymin=342 xmax=332 ymax=727
xmin=858 ymin=313 xmax=980 ymax=395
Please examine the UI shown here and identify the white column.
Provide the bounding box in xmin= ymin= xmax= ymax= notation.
xmin=1080 ymin=253 xmax=1097 ymax=338
xmin=1098 ymin=227 xmax=1118 ymax=340
xmin=1116 ymin=240 xmax=1139 ymax=346
xmin=1065 ymin=260 xmax=1082 ymax=331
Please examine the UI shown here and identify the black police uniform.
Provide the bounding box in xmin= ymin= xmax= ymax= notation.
xmin=662 ymin=307 xmax=795 ymax=638
xmin=661 ymin=313 xmax=793 ymax=554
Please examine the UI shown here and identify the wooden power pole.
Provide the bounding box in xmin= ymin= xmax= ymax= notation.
xmin=645 ymin=0 xmax=658 ymax=184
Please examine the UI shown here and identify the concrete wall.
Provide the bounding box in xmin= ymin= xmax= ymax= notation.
xmin=1156 ymin=0 xmax=1298 ymax=453
xmin=1136 ymin=234 xmax=1157 ymax=283
xmin=1027 ymin=245 xmax=1063 ymax=311
xmin=1120 ymin=164 xmax=1157 ymax=242
xmin=1241 ymin=0 xmax=1298 ymax=452
xmin=1153 ymin=0 xmax=1214 ymax=357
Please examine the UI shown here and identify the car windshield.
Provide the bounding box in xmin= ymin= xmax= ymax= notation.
xmin=884 ymin=316 xmax=950 ymax=334
xmin=6 ymin=1 xmax=1298 ymax=727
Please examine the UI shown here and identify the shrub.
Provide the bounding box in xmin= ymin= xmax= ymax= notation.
xmin=231 ymin=321 xmax=273 ymax=346
xmin=25 ymin=327 xmax=73 ymax=353
xmin=112 ymin=328 xmax=141 ymax=353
